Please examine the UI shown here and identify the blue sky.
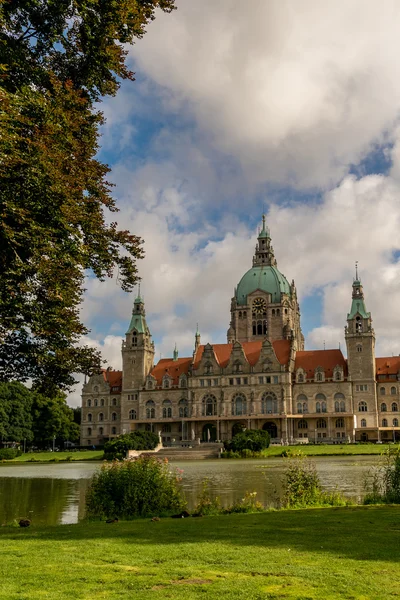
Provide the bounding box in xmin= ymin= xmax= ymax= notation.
xmin=69 ymin=1 xmax=400 ymax=405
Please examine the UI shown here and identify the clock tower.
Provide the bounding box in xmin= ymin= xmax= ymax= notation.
xmin=227 ymin=216 xmax=304 ymax=348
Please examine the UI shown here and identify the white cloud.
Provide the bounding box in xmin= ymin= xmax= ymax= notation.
xmin=132 ymin=0 xmax=400 ymax=188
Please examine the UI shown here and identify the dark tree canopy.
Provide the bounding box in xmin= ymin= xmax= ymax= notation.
xmin=0 ymin=0 xmax=176 ymax=392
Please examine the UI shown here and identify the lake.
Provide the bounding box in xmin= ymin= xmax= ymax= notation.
xmin=0 ymin=455 xmax=382 ymax=526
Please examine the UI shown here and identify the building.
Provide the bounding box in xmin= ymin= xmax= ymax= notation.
xmin=81 ymin=216 xmax=400 ymax=445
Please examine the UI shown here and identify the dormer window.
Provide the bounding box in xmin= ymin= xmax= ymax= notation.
xmin=315 ymin=368 xmax=324 ymax=382
xmin=162 ymin=375 xmax=171 ymax=389
xmin=179 ymin=374 xmax=187 ymax=388
xmin=333 ymin=366 xmax=343 ymax=381
xmin=146 ymin=378 xmax=154 ymax=390
xmin=296 ymin=369 xmax=305 ymax=383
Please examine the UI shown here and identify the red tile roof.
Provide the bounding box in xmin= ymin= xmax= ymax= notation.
xmin=294 ymin=349 xmax=347 ymax=380
xmin=376 ymin=357 xmax=400 ymax=376
xmin=102 ymin=369 xmax=122 ymax=390
xmin=150 ymin=357 xmax=192 ymax=386
xmin=193 ymin=340 xmax=291 ymax=369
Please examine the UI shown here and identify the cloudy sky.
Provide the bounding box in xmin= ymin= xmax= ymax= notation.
xmin=70 ymin=0 xmax=400 ymax=405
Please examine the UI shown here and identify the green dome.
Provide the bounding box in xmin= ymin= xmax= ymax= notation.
xmin=236 ymin=266 xmax=291 ymax=305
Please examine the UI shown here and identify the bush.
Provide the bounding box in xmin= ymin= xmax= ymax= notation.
xmin=193 ymin=479 xmax=221 ymax=516
xmin=223 ymin=491 xmax=264 ymax=514
xmin=103 ymin=431 xmax=159 ymax=460
xmin=224 ymin=429 xmax=270 ymax=453
xmin=0 ymin=448 xmax=22 ymax=460
xmin=282 ymin=452 xmax=349 ymax=508
xmin=364 ymin=447 xmax=400 ymax=504
xmin=85 ymin=456 xmax=186 ymax=519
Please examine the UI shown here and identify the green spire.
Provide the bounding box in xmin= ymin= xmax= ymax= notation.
xmin=258 ymin=214 xmax=270 ymax=239
xmin=347 ymin=270 xmax=370 ymax=320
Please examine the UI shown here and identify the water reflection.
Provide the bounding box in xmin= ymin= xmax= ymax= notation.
xmin=0 ymin=455 xmax=382 ymax=526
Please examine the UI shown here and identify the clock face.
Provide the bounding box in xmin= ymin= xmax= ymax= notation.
xmin=252 ymin=297 xmax=267 ymax=314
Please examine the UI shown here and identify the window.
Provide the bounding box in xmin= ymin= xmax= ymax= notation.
xmin=87 ymin=413 xmax=92 ymax=422
xmin=315 ymin=371 xmax=323 ymax=382
xmin=380 ymin=387 xmax=386 ymax=396
xmin=111 ymin=412 xmax=117 ymax=421
xmin=334 ymin=393 xmax=345 ymax=413
xmin=335 ymin=418 xmax=344 ymax=428
xmin=179 ymin=399 xmax=189 ymax=418
xmin=335 ymin=370 xmax=341 ymax=381
xmin=298 ymin=372 xmax=304 ymax=383
xmin=258 ymin=376 xmax=264 ymax=384
xmin=356 ymin=384 xmax=368 ymax=392
xmin=317 ymin=418 xmax=326 ymax=429
xmin=129 ymin=409 xmax=137 ymax=420
xmin=101 ymin=398 xmax=104 ymax=406
xmin=273 ymin=376 xmax=278 ymax=384
xmin=392 ymin=402 xmax=399 ymax=412
xmin=163 ymin=376 xmax=170 ymax=389
xmin=207 ymin=379 xmax=212 ymax=387
xmin=355 ymin=316 xmax=363 ymax=333
xmin=356 ymin=345 xmax=362 ymax=353
xmin=261 ymin=392 xmax=278 ymax=414
xmin=394 ymin=418 xmax=399 ymax=427
xmin=381 ymin=403 xmax=387 ymax=412
xmin=202 ymin=394 xmax=217 ymax=416
xmin=382 ymin=418 xmax=388 ymax=427
xmin=297 ymin=394 xmax=308 ymax=414
xmin=87 ymin=399 xmax=92 ymax=407
xmin=200 ymin=379 xmax=205 ymax=387
xmin=229 ymin=379 xmax=234 ymax=385
xmin=112 ymin=398 xmax=117 ymax=406
xmin=360 ymin=419 xmax=367 ymax=428
xmin=146 ymin=400 xmax=155 ymax=419
xmin=132 ymin=332 xmax=137 ymax=347
xmin=99 ymin=427 xmax=103 ymax=435
xmin=162 ymin=424 xmax=171 ymax=433
xmin=98 ymin=413 xmax=104 ymax=422
xmin=162 ymin=400 xmax=172 ymax=418
xmin=94 ymin=399 xmax=98 ymax=407
xmin=111 ymin=427 xmax=116 ymax=435
xmin=232 ymin=393 xmax=247 ymax=416
xmin=358 ymin=401 xmax=367 ymax=412
xmin=316 ymin=394 xmax=326 ymax=413
xmin=147 ymin=379 xmax=154 ymax=390
xmin=205 ymin=363 xmax=213 ymax=375
xmin=234 ymin=362 xmax=242 ymax=374
xmin=213 ymin=379 xmax=219 ymax=386
xmin=298 ymin=419 xmax=308 ymax=429
xmin=316 ymin=402 xmax=321 ymax=413
xmin=87 ymin=427 xmax=92 ymax=436
xmin=94 ymin=386 xmax=98 ymax=392
xmin=179 ymin=375 xmax=187 ymax=388
xmin=391 ymin=386 xmax=397 ymax=395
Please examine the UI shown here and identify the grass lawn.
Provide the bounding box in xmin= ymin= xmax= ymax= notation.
xmin=0 ymin=506 xmax=399 ymax=599
xmin=9 ymin=450 xmax=104 ymax=462
xmin=261 ymin=443 xmax=397 ymax=457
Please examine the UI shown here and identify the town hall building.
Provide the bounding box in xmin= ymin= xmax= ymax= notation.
xmin=81 ymin=217 xmax=400 ymax=445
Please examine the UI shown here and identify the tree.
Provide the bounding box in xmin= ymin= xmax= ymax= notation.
xmin=0 ymin=381 xmax=34 ymax=443
xmin=31 ymin=392 xmax=80 ymax=447
xmin=0 ymin=0 xmax=176 ymax=392
xmin=103 ymin=430 xmax=160 ymax=460
xmin=224 ymin=429 xmax=270 ymax=453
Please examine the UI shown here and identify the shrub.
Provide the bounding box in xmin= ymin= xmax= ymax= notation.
xmin=193 ymin=479 xmax=221 ymax=515
xmin=0 ymin=448 xmax=22 ymax=460
xmin=282 ymin=452 xmax=349 ymax=508
xmin=103 ymin=431 xmax=159 ymax=460
xmin=223 ymin=491 xmax=264 ymax=514
xmin=85 ymin=456 xmax=186 ymax=519
xmin=364 ymin=447 xmax=400 ymax=504
xmin=224 ymin=429 xmax=270 ymax=453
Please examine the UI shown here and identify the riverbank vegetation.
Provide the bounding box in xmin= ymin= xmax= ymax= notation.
xmin=222 ymin=442 xmax=397 ymax=458
xmin=1 ymin=506 xmax=399 ymax=599
xmin=364 ymin=447 xmax=400 ymax=505
xmin=9 ymin=450 xmax=103 ymax=462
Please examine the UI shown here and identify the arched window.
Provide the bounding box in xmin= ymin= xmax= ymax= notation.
xmin=163 ymin=375 xmax=170 ymax=389
xmin=162 ymin=400 xmax=172 ymax=418
xmin=316 ymin=371 xmax=323 ymax=382
xmin=335 ymin=418 xmax=344 ymax=428
xmin=382 ymin=418 xmax=388 ymax=427
xmin=99 ymin=427 xmax=103 ymax=435
xmin=334 ymin=393 xmax=345 ymax=413
xmin=380 ymin=387 xmax=386 ymax=396
xmin=316 ymin=418 xmax=326 ymax=429
xmin=394 ymin=418 xmax=399 ymax=427
xmin=272 ymin=309 xmax=275 ymax=316
xmin=87 ymin=427 xmax=92 ymax=436
xmin=232 ymin=393 xmax=247 ymax=416
xmin=146 ymin=400 xmax=155 ymax=419
xmin=356 ymin=344 xmax=362 ymax=353
xmin=297 ymin=372 xmax=304 ymax=383
xmin=87 ymin=399 xmax=92 ymax=407
xmin=360 ymin=419 xmax=367 ymax=428
xmin=179 ymin=399 xmax=189 ymax=418
xmin=238 ymin=311 xmax=242 ymax=319
xmin=101 ymin=398 xmax=104 ymax=407
xmin=358 ymin=401 xmax=367 ymax=412
xmin=381 ymin=403 xmax=387 ymax=412
xmin=298 ymin=419 xmax=308 ymax=429
xmin=98 ymin=413 xmax=104 ymax=422
xmin=297 ymin=394 xmax=308 ymax=414
xmin=262 ymin=392 xmax=278 ymax=414
xmin=392 ymin=402 xmax=398 ymax=413
xmin=94 ymin=399 xmax=98 ymax=407
xmin=316 ymin=402 xmax=321 ymax=413
xmin=111 ymin=427 xmax=116 ymax=435
xmin=111 ymin=412 xmax=117 ymax=421
xmin=87 ymin=413 xmax=92 ymax=422
xmin=179 ymin=375 xmax=187 ymax=388
xmin=147 ymin=379 xmax=154 ymax=390
xmin=202 ymin=394 xmax=217 ymax=416
xmin=112 ymin=398 xmax=117 ymax=406
xmin=316 ymin=393 xmax=326 ymax=413
xmin=129 ymin=409 xmax=137 ymax=420
xmin=355 ymin=316 xmax=363 ymax=333
xmin=391 ymin=387 xmax=397 ymax=395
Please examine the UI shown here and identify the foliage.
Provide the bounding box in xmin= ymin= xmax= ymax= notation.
xmin=364 ymin=447 xmax=400 ymax=504
xmin=103 ymin=431 xmax=159 ymax=460
xmin=0 ymin=448 xmax=22 ymax=460
xmin=193 ymin=479 xmax=222 ymax=516
xmin=0 ymin=0 xmax=175 ymax=390
xmin=0 ymin=381 xmax=34 ymax=442
xmin=224 ymin=429 xmax=270 ymax=453
xmin=86 ymin=456 xmax=186 ymax=519
xmin=222 ymin=491 xmax=264 ymax=514
xmin=31 ymin=392 xmax=80 ymax=447
xmin=282 ymin=452 xmax=350 ymax=508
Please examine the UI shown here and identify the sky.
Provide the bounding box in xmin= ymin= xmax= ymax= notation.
xmin=69 ymin=0 xmax=400 ymax=406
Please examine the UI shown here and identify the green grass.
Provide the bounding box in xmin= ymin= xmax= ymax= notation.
xmin=9 ymin=450 xmax=104 ymax=462
xmin=260 ymin=443 xmax=397 ymax=457
xmin=0 ymin=506 xmax=399 ymax=599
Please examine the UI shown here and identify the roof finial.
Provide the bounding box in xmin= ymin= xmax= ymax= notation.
xmin=173 ymin=343 xmax=178 ymax=361
xmin=355 ymin=261 xmax=358 ymax=281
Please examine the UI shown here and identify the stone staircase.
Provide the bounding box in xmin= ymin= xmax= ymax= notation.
xmin=156 ymin=443 xmax=223 ymax=460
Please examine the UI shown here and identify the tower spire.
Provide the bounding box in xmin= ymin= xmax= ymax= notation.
xmin=355 ymin=261 xmax=359 ymax=281
xmin=252 ymin=214 xmax=276 ymax=267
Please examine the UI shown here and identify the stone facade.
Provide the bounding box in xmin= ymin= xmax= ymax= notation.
xmin=81 ymin=218 xmax=400 ymax=446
